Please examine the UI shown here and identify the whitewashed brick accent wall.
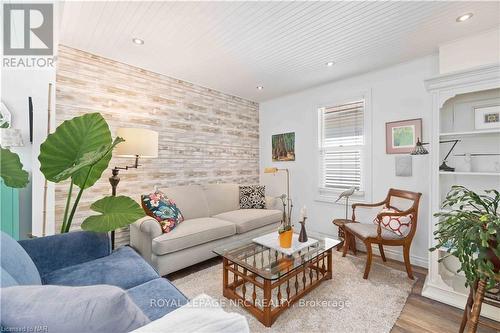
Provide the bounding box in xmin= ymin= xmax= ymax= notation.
xmin=56 ymin=45 xmax=259 ymax=246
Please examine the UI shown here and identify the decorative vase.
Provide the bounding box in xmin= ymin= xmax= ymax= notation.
xmin=279 ymin=229 xmax=293 ymax=248
xmin=298 ymin=218 xmax=308 ymax=242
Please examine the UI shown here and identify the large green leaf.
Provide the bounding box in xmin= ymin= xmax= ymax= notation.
xmin=0 ymin=147 xmax=29 ymax=188
xmin=38 ymin=113 xmax=112 ymax=189
xmin=81 ymin=196 xmax=145 ymax=232
xmin=53 ymin=137 xmax=124 ymax=182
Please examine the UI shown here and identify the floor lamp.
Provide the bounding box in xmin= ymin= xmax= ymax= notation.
xmin=110 ymin=128 xmax=158 ymax=248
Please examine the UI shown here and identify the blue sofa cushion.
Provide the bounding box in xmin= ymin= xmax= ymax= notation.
xmin=19 ymin=231 xmax=111 ymax=277
xmin=127 ymin=278 xmax=188 ymax=321
xmin=43 ymin=246 xmax=159 ymax=289
xmin=1 ymin=268 xmax=18 ymax=288
xmin=0 ymin=284 xmax=150 ymax=333
xmin=0 ymin=232 xmax=41 ymax=286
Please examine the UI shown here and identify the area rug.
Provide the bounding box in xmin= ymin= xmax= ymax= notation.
xmin=173 ymin=251 xmax=416 ymax=333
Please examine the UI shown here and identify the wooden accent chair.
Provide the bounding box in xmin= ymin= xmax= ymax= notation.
xmin=342 ymin=188 xmax=422 ymax=279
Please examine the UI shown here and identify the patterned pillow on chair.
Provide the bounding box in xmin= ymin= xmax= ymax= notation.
xmin=141 ymin=190 xmax=184 ymax=233
xmin=239 ymin=185 xmax=266 ymax=209
xmin=373 ymin=207 xmax=413 ymax=237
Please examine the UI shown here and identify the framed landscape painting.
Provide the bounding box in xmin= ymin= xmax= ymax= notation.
xmin=272 ymin=132 xmax=295 ymax=161
xmin=385 ymin=118 xmax=422 ymax=154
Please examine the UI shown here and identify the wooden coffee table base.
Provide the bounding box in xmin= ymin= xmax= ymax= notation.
xmin=222 ymin=248 xmax=333 ymax=327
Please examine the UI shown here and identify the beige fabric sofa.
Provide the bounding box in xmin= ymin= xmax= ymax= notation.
xmin=130 ymin=184 xmax=281 ymax=276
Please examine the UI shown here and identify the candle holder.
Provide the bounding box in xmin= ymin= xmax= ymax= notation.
xmin=298 ymin=217 xmax=308 ymax=242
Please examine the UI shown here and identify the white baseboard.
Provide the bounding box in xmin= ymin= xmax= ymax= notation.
xmin=308 ymin=229 xmax=429 ymax=268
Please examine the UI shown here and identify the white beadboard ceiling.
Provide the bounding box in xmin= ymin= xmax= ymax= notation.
xmin=59 ymin=1 xmax=500 ymax=102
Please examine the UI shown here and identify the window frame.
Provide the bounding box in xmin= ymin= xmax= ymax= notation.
xmin=315 ymin=90 xmax=372 ymax=204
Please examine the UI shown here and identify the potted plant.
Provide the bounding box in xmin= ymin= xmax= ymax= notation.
xmin=278 ymin=194 xmax=293 ymax=248
xmin=430 ymin=185 xmax=500 ymax=289
xmin=0 ymin=112 xmax=145 ymax=235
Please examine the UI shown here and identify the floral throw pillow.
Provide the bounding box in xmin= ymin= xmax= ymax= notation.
xmin=239 ymin=185 xmax=266 ymax=209
xmin=141 ymin=190 xmax=184 ymax=233
xmin=373 ymin=207 xmax=413 ymax=237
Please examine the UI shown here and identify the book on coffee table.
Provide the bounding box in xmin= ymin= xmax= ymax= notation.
xmin=252 ymin=232 xmax=318 ymax=256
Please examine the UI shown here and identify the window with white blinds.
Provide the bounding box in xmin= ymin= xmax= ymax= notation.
xmin=318 ymin=100 xmax=365 ymax=192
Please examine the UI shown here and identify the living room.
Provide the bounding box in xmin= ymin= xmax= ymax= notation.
xmin=1 ymin=1 xmax=499 ymax=332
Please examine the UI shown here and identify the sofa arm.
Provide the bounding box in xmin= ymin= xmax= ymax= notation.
xmin=19 ymin=231 xmax=111 ymax=277
xmin=130 ymin=217 xmax=162 ymax=266
xmin=134 ymin=217 xmax=162 ymax=239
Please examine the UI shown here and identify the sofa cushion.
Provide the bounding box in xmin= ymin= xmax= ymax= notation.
xmin=214 ymin=209 xmax=282 ymax=234
xmin=163 ymin=185 xmax=209 ymax=220
xmin=152 ymin=218 xmax=236 ymax=255
xmin=0 ymin=284 xmax=150 ymax=333
xmin=345 ymin=223 xmax=404 ymax=240
xmin=204 ymin=183 xmax=240 ymax=216
xmin=43 ymin=246 xmax=159 ymax=289
xmin=1 ymin=268 xmax=18 ymax=288
xmin=0 ymin=231 xmax=41 ymax=286
xmin=127 ymin=278 xmax=188 ymax=321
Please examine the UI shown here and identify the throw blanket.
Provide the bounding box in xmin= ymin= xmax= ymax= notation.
xmin=133 ymin=294 xmax=249 ymax=333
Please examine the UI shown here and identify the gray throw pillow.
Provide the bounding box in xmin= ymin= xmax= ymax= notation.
xmin=0 ymin=284 xmax=150 ymax=333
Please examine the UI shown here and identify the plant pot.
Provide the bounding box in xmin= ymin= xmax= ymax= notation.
xmin=279 ymin=229 xmax=293 ymax=248
xmin=487 ymin=240 xmax=500 ymax=273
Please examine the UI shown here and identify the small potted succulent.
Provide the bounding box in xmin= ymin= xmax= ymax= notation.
xmin=278 ymin=194 xmax=293 ymax=248
xmin=430 ymin=186 xmax=500 ymax=289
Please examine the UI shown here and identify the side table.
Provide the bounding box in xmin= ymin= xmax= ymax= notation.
xmin=332 ymin=219 xmax=358 ymax=254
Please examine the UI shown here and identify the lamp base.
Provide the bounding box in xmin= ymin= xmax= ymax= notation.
xmin=439 ymin=161 xmax=455 ymax=172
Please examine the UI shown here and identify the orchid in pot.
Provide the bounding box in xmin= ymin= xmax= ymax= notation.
xmin=277 ymin=194 xmax=293 ymax=248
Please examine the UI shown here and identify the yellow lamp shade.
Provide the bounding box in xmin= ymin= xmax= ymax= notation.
xmin=114 ymin=128 xmax=158 ymax=158
xmin=264 ymin=167 xmax=278 ymax=174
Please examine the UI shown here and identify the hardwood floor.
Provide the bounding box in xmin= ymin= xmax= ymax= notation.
xmin=167 ymin=251 xmax=500 ymax=333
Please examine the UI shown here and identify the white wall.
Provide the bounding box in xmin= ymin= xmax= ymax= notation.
xmin=1 ymin=70 xmax=57 ymax=238
xmin=260 ymin=55 xmax=439 ymax=268
xmin=439 ymin=28 xmax=500 ymax=74
xmin=0 ymin=1 xmax=60 ymax=237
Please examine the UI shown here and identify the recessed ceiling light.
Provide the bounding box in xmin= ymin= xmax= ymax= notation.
xmin=256 ymin=86 xmax=264 ymax=90
xmin=326 ymin=61 xmax=335 ymax=67
xmin=132 ymin=38 xmax=144 ymax=45
xmin=456 ymin=13 xmax=473 ymax=22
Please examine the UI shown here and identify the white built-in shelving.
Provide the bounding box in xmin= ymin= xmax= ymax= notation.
xmin=439 ymin=129 xmax=500 ymax=138
xmin=422 ymin=64 xmax=500 ymax=322
xmin=439 ymin=171 xmax=500 ymax=176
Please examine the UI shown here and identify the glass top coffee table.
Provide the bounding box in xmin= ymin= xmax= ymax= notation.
xmin=214 ymin=234 xmax=340 ymax=327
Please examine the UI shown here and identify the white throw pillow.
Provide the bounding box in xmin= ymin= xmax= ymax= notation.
xmin=133 ymin=294 xmax=249 ymax=333
xmin=373 ymin=207 xmax=413 ymax=237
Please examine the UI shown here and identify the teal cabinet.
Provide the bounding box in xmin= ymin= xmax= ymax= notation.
xmin=1 ymin=179 xmax=19 ymax=240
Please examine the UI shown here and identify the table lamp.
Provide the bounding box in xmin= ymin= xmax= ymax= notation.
xmin=110 ymin=128 xmax=159 ymax=196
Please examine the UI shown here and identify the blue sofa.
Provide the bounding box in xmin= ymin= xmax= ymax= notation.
xmin=0 ymin=230 xmax=188 ymax=322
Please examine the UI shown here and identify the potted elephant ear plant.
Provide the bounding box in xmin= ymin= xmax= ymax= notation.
xmin=431 ymin=185 xmax=500 ymax=290
xmin=37 ymin=112 xmax=145 ymax=234
xmin=0 ymin=113 xmax=145 ymax=240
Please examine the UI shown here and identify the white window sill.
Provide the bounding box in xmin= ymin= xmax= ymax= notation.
xmin=315 ymin=189 xmax=367 ymax=205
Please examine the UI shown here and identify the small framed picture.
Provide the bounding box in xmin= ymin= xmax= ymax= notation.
xmin=474 ymin=105 xmax=500 ymax=130
xmin=272 ymin=132 xmax=295 ymax=161
xmin=385 ymin=118 xmax=422 ymax=154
